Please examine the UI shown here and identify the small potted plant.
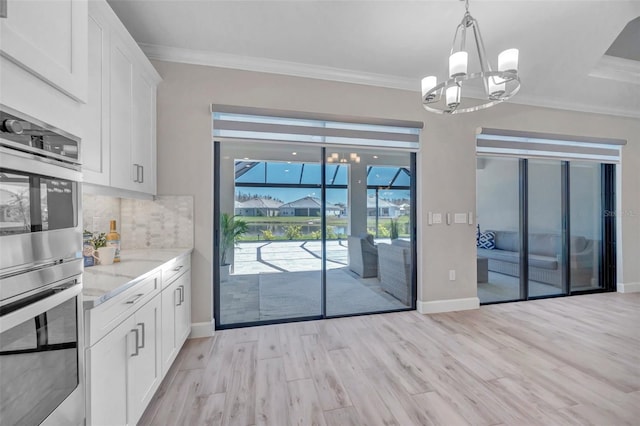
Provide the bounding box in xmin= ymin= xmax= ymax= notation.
xmin=220 ymin=213 xmax=248 ymax=282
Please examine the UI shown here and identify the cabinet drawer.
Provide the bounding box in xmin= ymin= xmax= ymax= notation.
xmin=162 ymin=254 xmax=191 ymax=288
xmin=85 ymin=271 xmax=161 ymax=346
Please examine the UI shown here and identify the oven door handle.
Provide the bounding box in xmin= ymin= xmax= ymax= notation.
xmin=0 ymin=280 xmax=81 ymax=333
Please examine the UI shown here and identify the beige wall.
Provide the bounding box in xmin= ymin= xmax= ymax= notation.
xmin=153 ymin=60 xmax=640 ymax=326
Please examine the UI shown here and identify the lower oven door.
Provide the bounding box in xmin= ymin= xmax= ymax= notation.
xmin=0 ymin=278 xmax=84 ymax=426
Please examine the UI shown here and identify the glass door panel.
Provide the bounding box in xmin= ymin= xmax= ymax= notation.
xmin=218 ymin=141 xmax=322 ymax=326
xmin=325 ymin=148 xmax=413 ymax=316
xmin=570 ymin=162 xmax=602 ymax=291
xmin=476 ymin=157 xmax=522 ymax=303
xmin=528 ymin=159 xmax=565 ymax=297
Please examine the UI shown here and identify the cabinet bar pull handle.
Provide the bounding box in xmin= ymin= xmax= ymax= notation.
xmin=131 ymin=329 xmax=140 ymax=357
xmin=176 ymin=287 xmax=181 ymax=307
xmin=173 ymin=265 xmax=183 ymax=272
xmin=180 ymin=285 xmax=185 ymax=303
xmin=137 ymin=322 xmax=145 ymax=349
xmin=132 ymin=163 xmax=139 ymax=182
xmin=140 ymin=165 xmax=144 ymax=183
xmin=125 ymin=293 xmax=144 ymax=304
xmin=0 ymin=0 xmax=7 ymax=19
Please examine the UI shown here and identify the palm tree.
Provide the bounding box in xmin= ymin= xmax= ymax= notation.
xmin=220 ymin=213 xmax=248 ymax=266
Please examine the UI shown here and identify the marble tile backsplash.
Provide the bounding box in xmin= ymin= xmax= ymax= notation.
xmin=82 ymin=194 xmax=121 ymax=234
xmin=120 ymin=196 xmax=194 ymax=249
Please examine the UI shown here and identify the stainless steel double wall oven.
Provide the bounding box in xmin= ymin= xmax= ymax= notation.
xmin=0 ymin=105 xmax=84 ymax=425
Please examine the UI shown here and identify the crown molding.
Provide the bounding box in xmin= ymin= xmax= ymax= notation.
xmin=590 ymin=55 xmax=640 ymax=86
xmin=139 ymin=43 xmax=416 ymax=91
xmin=141 ymin=43 xmax=640 ymax=119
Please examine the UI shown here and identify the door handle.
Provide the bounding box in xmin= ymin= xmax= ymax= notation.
xmin=137 ymin=322 xmax=145 ymax=349
xmin=131 ymin=328 xmax=140 ymax=357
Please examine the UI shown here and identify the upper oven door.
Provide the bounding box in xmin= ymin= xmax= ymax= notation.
xmin=0 ymin=147 xmax=82 ymax=275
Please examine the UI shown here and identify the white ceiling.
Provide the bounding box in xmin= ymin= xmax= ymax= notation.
xmin=107 ymin=0 xmax=640 ymax=118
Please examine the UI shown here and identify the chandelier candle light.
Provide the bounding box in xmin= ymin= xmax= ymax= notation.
xmin=421 ymin=0 xmax=520 ymax=114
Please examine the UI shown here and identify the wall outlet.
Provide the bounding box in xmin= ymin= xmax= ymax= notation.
xmin=449 ymin=269 xmax=456 ymax=281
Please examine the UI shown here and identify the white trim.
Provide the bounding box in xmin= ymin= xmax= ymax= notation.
xmin=189 ymin=321 xmax=215 ymax=338
xmin=417 ymin=297 xmax=480 ymax=314
xmin=140 ymin=43 xmax=416 ymax=91
xmin=590 ymin=55 xmax=640 ymax=86
xmin=617 ymin=282 xmax=640 ymax=293
xmin=140 ymin=43 xmax=640 ymax=119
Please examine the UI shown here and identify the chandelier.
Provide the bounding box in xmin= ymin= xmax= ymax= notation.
xmin=326 ymin=152 xmax=361 ymax=163
xmin=421 ymin=0 xmax=520 ymax=114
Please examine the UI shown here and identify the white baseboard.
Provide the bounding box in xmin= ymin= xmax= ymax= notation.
xmin=417 ymin=297 xmax=480 ymax=314
xmin=617 ymin=282 xmax=640 ymax=293
xmin=189 ymin=320 xmax=215 ymax=338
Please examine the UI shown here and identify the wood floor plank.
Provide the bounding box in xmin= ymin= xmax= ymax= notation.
xmin=140 ymin=293 xmax=640 ymax=426
xmin=221 ymin=341 xmax=258 ymax=426
xmin=322 ymin=407 xmax=361 ymax=426
xmin=255 ymin=357 xmax=288 ymax=426
xmin=328 ymin=348 xmax=400 ymax=426
xmin=286 ymin=379 xmax=327 ymax=426
xmin=257 ymin=324 xmax=282 ymax=360
xmin=300 ymin=334 xmax=352 ymax=411
xmin=411 ymin=392 xmax=469 ymax=426
xmin=179 ymin=336 xmax=217 ymax=370
xmin=182 ymin=393 xmax=226 ymax=426
xmin=279 ymin=324 xmax=311 ymax=381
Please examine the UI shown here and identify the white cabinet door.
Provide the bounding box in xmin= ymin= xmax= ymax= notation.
xmin=160 ymin=270 xmax=191 ymax=375
xmin=132 ymin=71 xmax=157 ymax=195
xmin=128 ymin=295 xmax=162 ymax=425
xmin=86 ymin=315 xmax=135 ymax=426
xmin=0 ymin=0 xmax=87 ymax=102
xmin=161 ymin=277 xmax=179 ymax=375
xmin=176 ymin=272 xmax=191 ymax=344
xmin=109 ymin=33 xmax=136 ymax=192
xmin=82 ymin=8 xmax=110 ymax=186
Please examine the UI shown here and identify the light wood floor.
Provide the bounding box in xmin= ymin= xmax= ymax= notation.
xmin=139 ymin=293 xmax=640 ymax=426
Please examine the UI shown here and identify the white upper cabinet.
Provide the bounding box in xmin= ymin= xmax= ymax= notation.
xmin=83 ymin=0 xmax=161 ymax=197
xmin=0 ymin=0 xmax=88 ymax=102
xmin=82 ymin=9 xmax=111 ymax=186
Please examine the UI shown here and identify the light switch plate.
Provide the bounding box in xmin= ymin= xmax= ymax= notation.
xmin=433 ymin=213 xmax=442 ymax=224
xmin=454 ymin=213 xmax=467 ymax=224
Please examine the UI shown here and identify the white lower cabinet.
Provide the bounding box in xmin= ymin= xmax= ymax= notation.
xmin=86 ymin=295 xmax=160 ymax=426
xmin=86 ymin=316 xmax=133 ymax=426
xmin=128 ymin=296 xmax=162 ymax=424
xmin=85 ymin=255 xmax=191 ymax=425
xmin=161 ymin=270 xmax=191 ymax=374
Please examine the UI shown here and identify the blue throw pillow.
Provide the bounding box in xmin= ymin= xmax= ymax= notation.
xmin=478 ymin=231 xmax=496 ymax=250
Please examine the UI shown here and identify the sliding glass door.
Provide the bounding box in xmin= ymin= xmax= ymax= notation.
xmin=476 ymin=156 xmax=615 ymax=304
xmin=324 ymin=148 xmax=414 ymax=317
xmin=215 ymin=142 xmax=416 ymax=328
xmin=527 ymin=159 xmax=565 ymax=298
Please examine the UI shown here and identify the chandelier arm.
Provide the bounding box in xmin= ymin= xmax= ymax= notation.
xmin=450 ymin=22 xmax=466 ymax=55
xmin=470 ymin=17 xmax=491 ymax=74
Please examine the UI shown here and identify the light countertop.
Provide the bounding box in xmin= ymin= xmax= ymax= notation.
xmin=82 ymin=248 xmax=193 ymax=309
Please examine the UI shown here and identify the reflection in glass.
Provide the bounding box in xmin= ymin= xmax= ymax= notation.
xmin=570 ymin=162 xmax=602 ymax=291
xmin=476 ymin=157 xmax=521 ymax=302
xmin=528 ymin=159 xmax=564 ymax=297
xmin=327 ymin=148 xmax=413 ymax=316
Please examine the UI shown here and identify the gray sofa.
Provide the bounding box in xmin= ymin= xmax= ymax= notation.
xmin=378 ymin=239 xmax=411 ymax=304
xmin=477 ymin=230 xmax=596 ymax=287
xmin=348 ymin=234 xmax=378 ymax=278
